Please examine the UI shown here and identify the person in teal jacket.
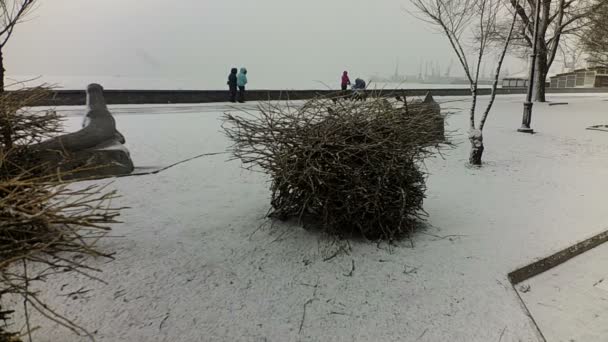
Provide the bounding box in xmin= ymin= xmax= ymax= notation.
xmin=237 ymin=67 xmax=248 ymax=103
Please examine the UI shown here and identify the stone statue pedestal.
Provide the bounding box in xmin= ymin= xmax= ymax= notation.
xmin=37 ymin=143 xmax=134 ymax=180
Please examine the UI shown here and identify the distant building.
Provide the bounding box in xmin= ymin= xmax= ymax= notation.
xmin=502 ymin=77 xmax=529 ymax=88
xmin=549 ymin=67 xmax=608 ymax=89
xmin=501 ymin=75 xmax=551 ymax=89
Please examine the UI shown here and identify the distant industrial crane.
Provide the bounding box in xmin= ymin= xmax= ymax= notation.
xmin=445 ymin=59 xmax=453 ymax=78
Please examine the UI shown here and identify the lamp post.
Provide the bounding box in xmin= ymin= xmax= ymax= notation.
xmin=518 ymin=0 xmax=542 ymax=134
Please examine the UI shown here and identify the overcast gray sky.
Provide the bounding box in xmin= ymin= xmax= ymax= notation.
xmin=6 ymin=0 xmax=524 ymax=89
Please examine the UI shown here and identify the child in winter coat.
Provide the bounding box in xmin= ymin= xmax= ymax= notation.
xmin=227 ymin=68 xmax=238 ymax=102
xmin=341 ymin=71 xmax=351 ymax=91
xmin=237 ymin=68 xmax=248 ymax=103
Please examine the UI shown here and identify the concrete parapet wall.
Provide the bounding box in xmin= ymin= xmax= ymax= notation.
xmin=24 ymin=87 xmax=608 ymax=106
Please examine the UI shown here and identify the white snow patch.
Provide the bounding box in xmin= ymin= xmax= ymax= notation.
xmin=518 ymin=242 xmax=608 ymax=341
xmin=468 ymin=129 xmax=482 ymax=140
xmin=11 ymin=94 xmax=608 ymax=342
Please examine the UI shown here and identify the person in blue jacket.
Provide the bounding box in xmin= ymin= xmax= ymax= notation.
xmin=237 ymin=68 xmax=248 ymax=103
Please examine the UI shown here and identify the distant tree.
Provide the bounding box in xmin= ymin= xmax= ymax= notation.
xmin=580 ymin=0 xmax=608 ymax=67
xmin=556 ymin=36 xmax=585 ymax=72
xmin=498 ymin=0 xmax=604 ymax=102
xmin=0 ymin=0 xmax=36 ymax=92
xmin=410 ymin=0 xmax=519 ymax=166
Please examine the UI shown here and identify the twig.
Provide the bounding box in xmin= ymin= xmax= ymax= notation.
xmin=420 ymin=232 xmax=467 ymax=240
xmin=299 ymin=282 xmax=317 ymax=288
xmin=159 ymin=312 xmax=170 ymax=331
xmin=343 ymin=259 xmax=355 ymax=277
xmin=323 ymin=250 xmax=341 ymax=262
xmin=248 ymin=220 xmax=269 ymax=240
xmin=25 ymin=297 xmax=91 ymax=339
xmin=416 ymin=328 xmax=428 ymax=341
xmin=23 ymin=259 xmax=32 ymax=342
xmin=299 ymin=298 xmax=317 ymax=334
xmin=60 ymin=287 xmax=92 ymax=298
xmin=498 ymin=327 xmax=506 ymax=342
xmin=121 ymin=152 xmax=226 ymax=177
xmin=404 ymin=265 xmax=420 ymax=275
xmin=299 ymin=281 xmax=319 ymax=334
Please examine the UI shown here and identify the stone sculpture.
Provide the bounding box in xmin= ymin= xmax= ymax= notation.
xmin=33 ymin=83 xmax=134 ymax=179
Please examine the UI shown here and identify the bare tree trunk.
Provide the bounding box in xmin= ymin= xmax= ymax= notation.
xmin=0 ymin=47 xmax=4 ymax=93
xmin=468 ymin=129 xmax=484 ymax=166
xmin=534 ymin=47 xmax=548 ymax=102
xmin=470 ymin=86 xmax=478 ymax=129
xmin=533 ymin=3 xmax=550 ymax=103
xmin=0 ymin=47 xmax=10 ymax=149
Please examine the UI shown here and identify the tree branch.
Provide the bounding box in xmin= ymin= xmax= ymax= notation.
xmin=547 ymin=0 xmax=566 ymax=69
xmin=510 ymin=0 xmax=534 ymax=37
xmin=480 ymin=2 xmax=519 ymax=131
xmin=0 ymin=0 xmax=35 ymax=45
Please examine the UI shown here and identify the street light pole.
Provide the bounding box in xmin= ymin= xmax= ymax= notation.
xmin=518 ymin=0 xmax=542 ymax=134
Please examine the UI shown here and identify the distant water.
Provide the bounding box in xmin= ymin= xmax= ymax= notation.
xmin=7 ymin=75 xmax=490 ymax=90
xmin=370 ymin=82 xmax=490 ymax=89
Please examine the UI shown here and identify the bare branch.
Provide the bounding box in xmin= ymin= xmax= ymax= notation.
xmin=0 ymin=0 xmax=35 ymax=47
xmin=480 ymin=2 xmax=519 ymax=131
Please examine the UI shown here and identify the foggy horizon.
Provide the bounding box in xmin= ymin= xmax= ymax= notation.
xmin=6 ymin=0 xmax=527 ymax=89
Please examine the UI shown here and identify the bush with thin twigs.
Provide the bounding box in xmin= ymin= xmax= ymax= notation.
xmin=223 ymin=94 xmax=449 ymax=240
xmin=0 ymin=86 xmax=124 ymax=340
xmin=0 ymin=88 xmax=62 ymax=177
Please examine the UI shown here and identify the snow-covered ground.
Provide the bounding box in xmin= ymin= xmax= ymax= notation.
xmin=517 ymin=241 xmax=608 ymax=342
xmin=15 ymin=94 xmax=608 ymax=341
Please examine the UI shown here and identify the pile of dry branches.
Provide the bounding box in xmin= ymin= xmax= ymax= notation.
xmin=0 ymin=88 xmax=62 ymax=177
xmin=224 ymin=94 xmax=448 ymax=240
xmin=0 ymin=87 xmax=123 ymax=340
